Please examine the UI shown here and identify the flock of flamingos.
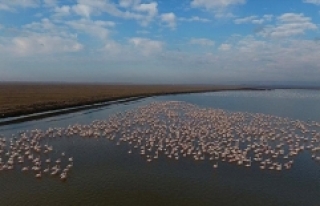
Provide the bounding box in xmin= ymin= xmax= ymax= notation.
xmin=0 ymin=101 xmax=319 ymax=181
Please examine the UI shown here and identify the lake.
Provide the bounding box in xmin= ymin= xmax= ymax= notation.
xmin=0 ymin=89 xmax=319 ymax=206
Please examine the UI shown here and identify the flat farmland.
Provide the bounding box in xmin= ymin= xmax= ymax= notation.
xmin=0 ymin=84 xmax=252 ymax=118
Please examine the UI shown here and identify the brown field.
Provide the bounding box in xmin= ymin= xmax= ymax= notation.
xmin=0 ymin=83 xmax=258 ymax=118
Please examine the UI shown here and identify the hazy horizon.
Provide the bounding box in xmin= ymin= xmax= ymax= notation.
xmin=2 ymin=80 xmax=320 ymax=88
xmin=1 ymin=0 xmax=320 ymax=84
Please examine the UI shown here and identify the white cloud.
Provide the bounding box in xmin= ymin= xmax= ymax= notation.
xmin=278 ymin=13 xmax=311 ymax=22
xmin=191 ymin=0 xmax=246 ymax=9
xmin=236 ymin=36 xmax=266 ymax=52
xmin=160 ymin=12 xmax=176 ymax=29
xmin=71 ymin=0 xmax=112 ymax=19
xmin=0 ymin=0 xmax=39 ymax=11
xmin=0 ymin=17 xmax=82 ymax=56
xmin=2 ymin=1 xmax=320 ymax=83
xmin=178 ymin=16 xmax=211 ymax=22
xmin=102 ymin=41 xmax=123 ymax=55
xmin=0 ymin=34 xmax=82 ymax=56
xmin=234 ymin=15 xmax=257 ymax=24
xmin=100 ymin=36 xmax=164 ymax=60
xmin=133 ymin=2 xmax=158 ymax=26
xmin=24 ymin=18 xmax=56 ymax=31
xmin=129 ymin=37 xmax=163 ymax=55
xmin=72 ymin=4 xmax=92 ymax=18
xmin=191 ymin=0 xmax=246 ymax=18
xmin=251 ymin=19 xmax=264 ymax=24
xmin=219 ymin=43 xmax=232 ymax=51
xmin=119 ymin=0 xmax=133 ymax=8
xmin=303 ymin=0 xmax=320 ymax=5
xmin=67 ymin=18 xmax=115 ymax=40
xmin=54 ymin=5 xmax=71 ymax=16
xmin=43 ymin=0 xmax=57 ymax=7
xmin=258 ymin=13 xmax=317 ymax=38
xmin=0 ymin=3 xmax=13 ymax=11
xmin=70 ymin=0 xmax=158 ymax=26
xmin=133 ymin=2 xmax=157 ymax=16
xmin=226 ymin=37 xmax=320 ymax=81
xmin=157 ymin=35 xmax=320 ymax=82
xmin=23 ymin=18 xmax=76 ymax=39
xmin=190 ymin=38 xmax=215 ymax=46
xmin=234 ymin=14 xmax=273 ymax=24
xmin=119 ymin=0 xmax=141 ymax=8
xmin=263 ymin=14 xmax=273 ymax=21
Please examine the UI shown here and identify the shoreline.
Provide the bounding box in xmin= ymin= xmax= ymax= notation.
xmin=0 ymin=85 xmax=270 ymax=126
xmin=0 ymin=96 xmax=145 ymax=126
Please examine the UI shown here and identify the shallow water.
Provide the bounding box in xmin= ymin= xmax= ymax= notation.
xmin=0 ymin=89 xmax=319 ymax=206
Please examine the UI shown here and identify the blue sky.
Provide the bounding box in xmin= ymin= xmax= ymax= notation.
xmin=1 ymin=0 xmax=320 ymax=84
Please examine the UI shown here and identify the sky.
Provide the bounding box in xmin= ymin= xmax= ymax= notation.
xmin=1 ymin=0 xmax=320 ymax=84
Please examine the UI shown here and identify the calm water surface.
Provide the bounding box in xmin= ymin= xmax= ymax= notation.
xmin=0 ymin=89 xmax=319 ymax=206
